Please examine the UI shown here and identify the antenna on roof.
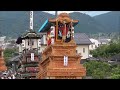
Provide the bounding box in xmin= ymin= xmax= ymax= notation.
xmin=30 ymin=11 xmax=33 ymax=31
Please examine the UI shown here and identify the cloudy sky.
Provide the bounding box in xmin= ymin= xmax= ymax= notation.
xmin=43 ymin=11 xmax=111 ymax=17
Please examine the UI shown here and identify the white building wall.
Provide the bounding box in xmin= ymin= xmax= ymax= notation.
xmin=24 ymin=39 xmax=29 ymax=49
xmin=24 ymin=39 xmax=38 ymax=49
xmin=19 ymin=44 xmax=22 ymax=53
xmin=76 ymin=45 xmax=89 ymax=59
xmin=89 ymin=38 xmax=99 ymax=50
xmin=38 ymin=39 xmax=41 ymax=53
xmin=43 ymin=35 xmax=47 ymax=45
xmin=19 ymin=38 xmax=41 ymax=53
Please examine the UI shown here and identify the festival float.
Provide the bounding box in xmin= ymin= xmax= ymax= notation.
xmin=37 ymin=13 xmax=86 ymax=79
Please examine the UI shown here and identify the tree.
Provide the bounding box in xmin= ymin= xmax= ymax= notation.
xmin=111 ymin=65 xmax=120 ymax=79
xmin=83 ymin=61 xmax=111 ymax=79
xmin=111 ymin=74 xmax=120 ymax=79
xmin=3 ymin=48 xmax=18 ymax=67
xmin=90 ymin=42 xmax=120 ymax=58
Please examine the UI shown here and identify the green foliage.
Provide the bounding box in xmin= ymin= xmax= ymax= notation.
xmin=92 ymin=68 xmax=105 ymax=79
xmin=84 ymin=61 xmax=120 ymax=79
xmin=4 ymin=48 xmax=17 ymax=57
xmin=83 ymin=61 xmax=111 ymax=79
xmin=4 ymin=48 xmax=18 ymax=67
xmin=90 ymin=42 xmax=120 ymax=58
xmin=110 ymin=65 xmax=120 ymax=79
xmin=88 ymin=40 xmax=120 ymax=79
xmin=111 ymin=74 xmax=120 ymax=79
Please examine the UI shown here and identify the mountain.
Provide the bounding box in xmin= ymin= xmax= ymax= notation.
xmin=0 ymin=11 xmax=55 ymax=38
xmin=0 ymin=11 xmax=114 ymax=38
xmin=69 ymin=12 xmax=106 ymax=33
xmin=94 ymin=11 xmax=120 ymax=33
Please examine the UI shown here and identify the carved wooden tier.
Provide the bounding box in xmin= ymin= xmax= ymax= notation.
xmin=37 ymin=40 xmax=86 ymax=79
xmin=0 ymin=58 xmax=7 ymax=71
xmin=0 ymin=48 xmax=7 ymax=72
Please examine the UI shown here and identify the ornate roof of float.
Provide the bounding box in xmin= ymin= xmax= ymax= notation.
xmin=38 ymin=13 xmax=79 ymax=32
xmin=22 ymin=30 xmax=42 ymax=39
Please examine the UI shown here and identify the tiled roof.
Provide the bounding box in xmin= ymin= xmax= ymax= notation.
xmin=74 ymin=33 xmax=92 ymax=45
xmin=22 ymin=31 xmax=42 ymax=39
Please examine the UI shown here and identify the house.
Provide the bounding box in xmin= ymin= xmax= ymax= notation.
xmin=17 ymin=31 xmax=42 ymax=53
xmin=89 ymin=38 xmax=111 ymax=50
xmin=40 ymin=33 xmax=92 ymax=59
xmin=74 ymin=33 xmax=92 ymax=59
xmin=98 ymin=39 xmax=111 ymax=46
xmin=89 ymin=38 xmax=99 ymax=50
xmin=39 ymin=33 xmax=47 ymax=53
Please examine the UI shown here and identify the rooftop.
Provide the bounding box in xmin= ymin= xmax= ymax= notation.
xmin=22 ymin=30 xmax=42 ymax=39
xmin=74 ymin=33 xmax=92 ymax=45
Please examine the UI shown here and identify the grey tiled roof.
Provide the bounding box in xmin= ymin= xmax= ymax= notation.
xmin=74 ymin=33 xmax=92 ymax=45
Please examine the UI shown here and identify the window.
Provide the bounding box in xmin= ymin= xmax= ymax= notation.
xmin=28 ymin=41 xmax=29 ymax=46
xmin=83 ymin=48 xmax=85 ymax=53
xmin=32 ymin=40 xmax=34 ymax=45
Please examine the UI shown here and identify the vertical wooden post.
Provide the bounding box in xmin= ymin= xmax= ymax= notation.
xmin=62 ymin=22 xmax=66 ymax=42
xmin=71 ymin=20 xmax=73 ymax=40
xmin=55 ymin=19 xmax=58 ymax=41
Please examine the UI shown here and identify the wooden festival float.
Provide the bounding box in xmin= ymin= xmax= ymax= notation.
xmin=37 ymin=13 xmax=86 ymax=79
xmin=16 ymin=11 xmax=42 ymax=79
